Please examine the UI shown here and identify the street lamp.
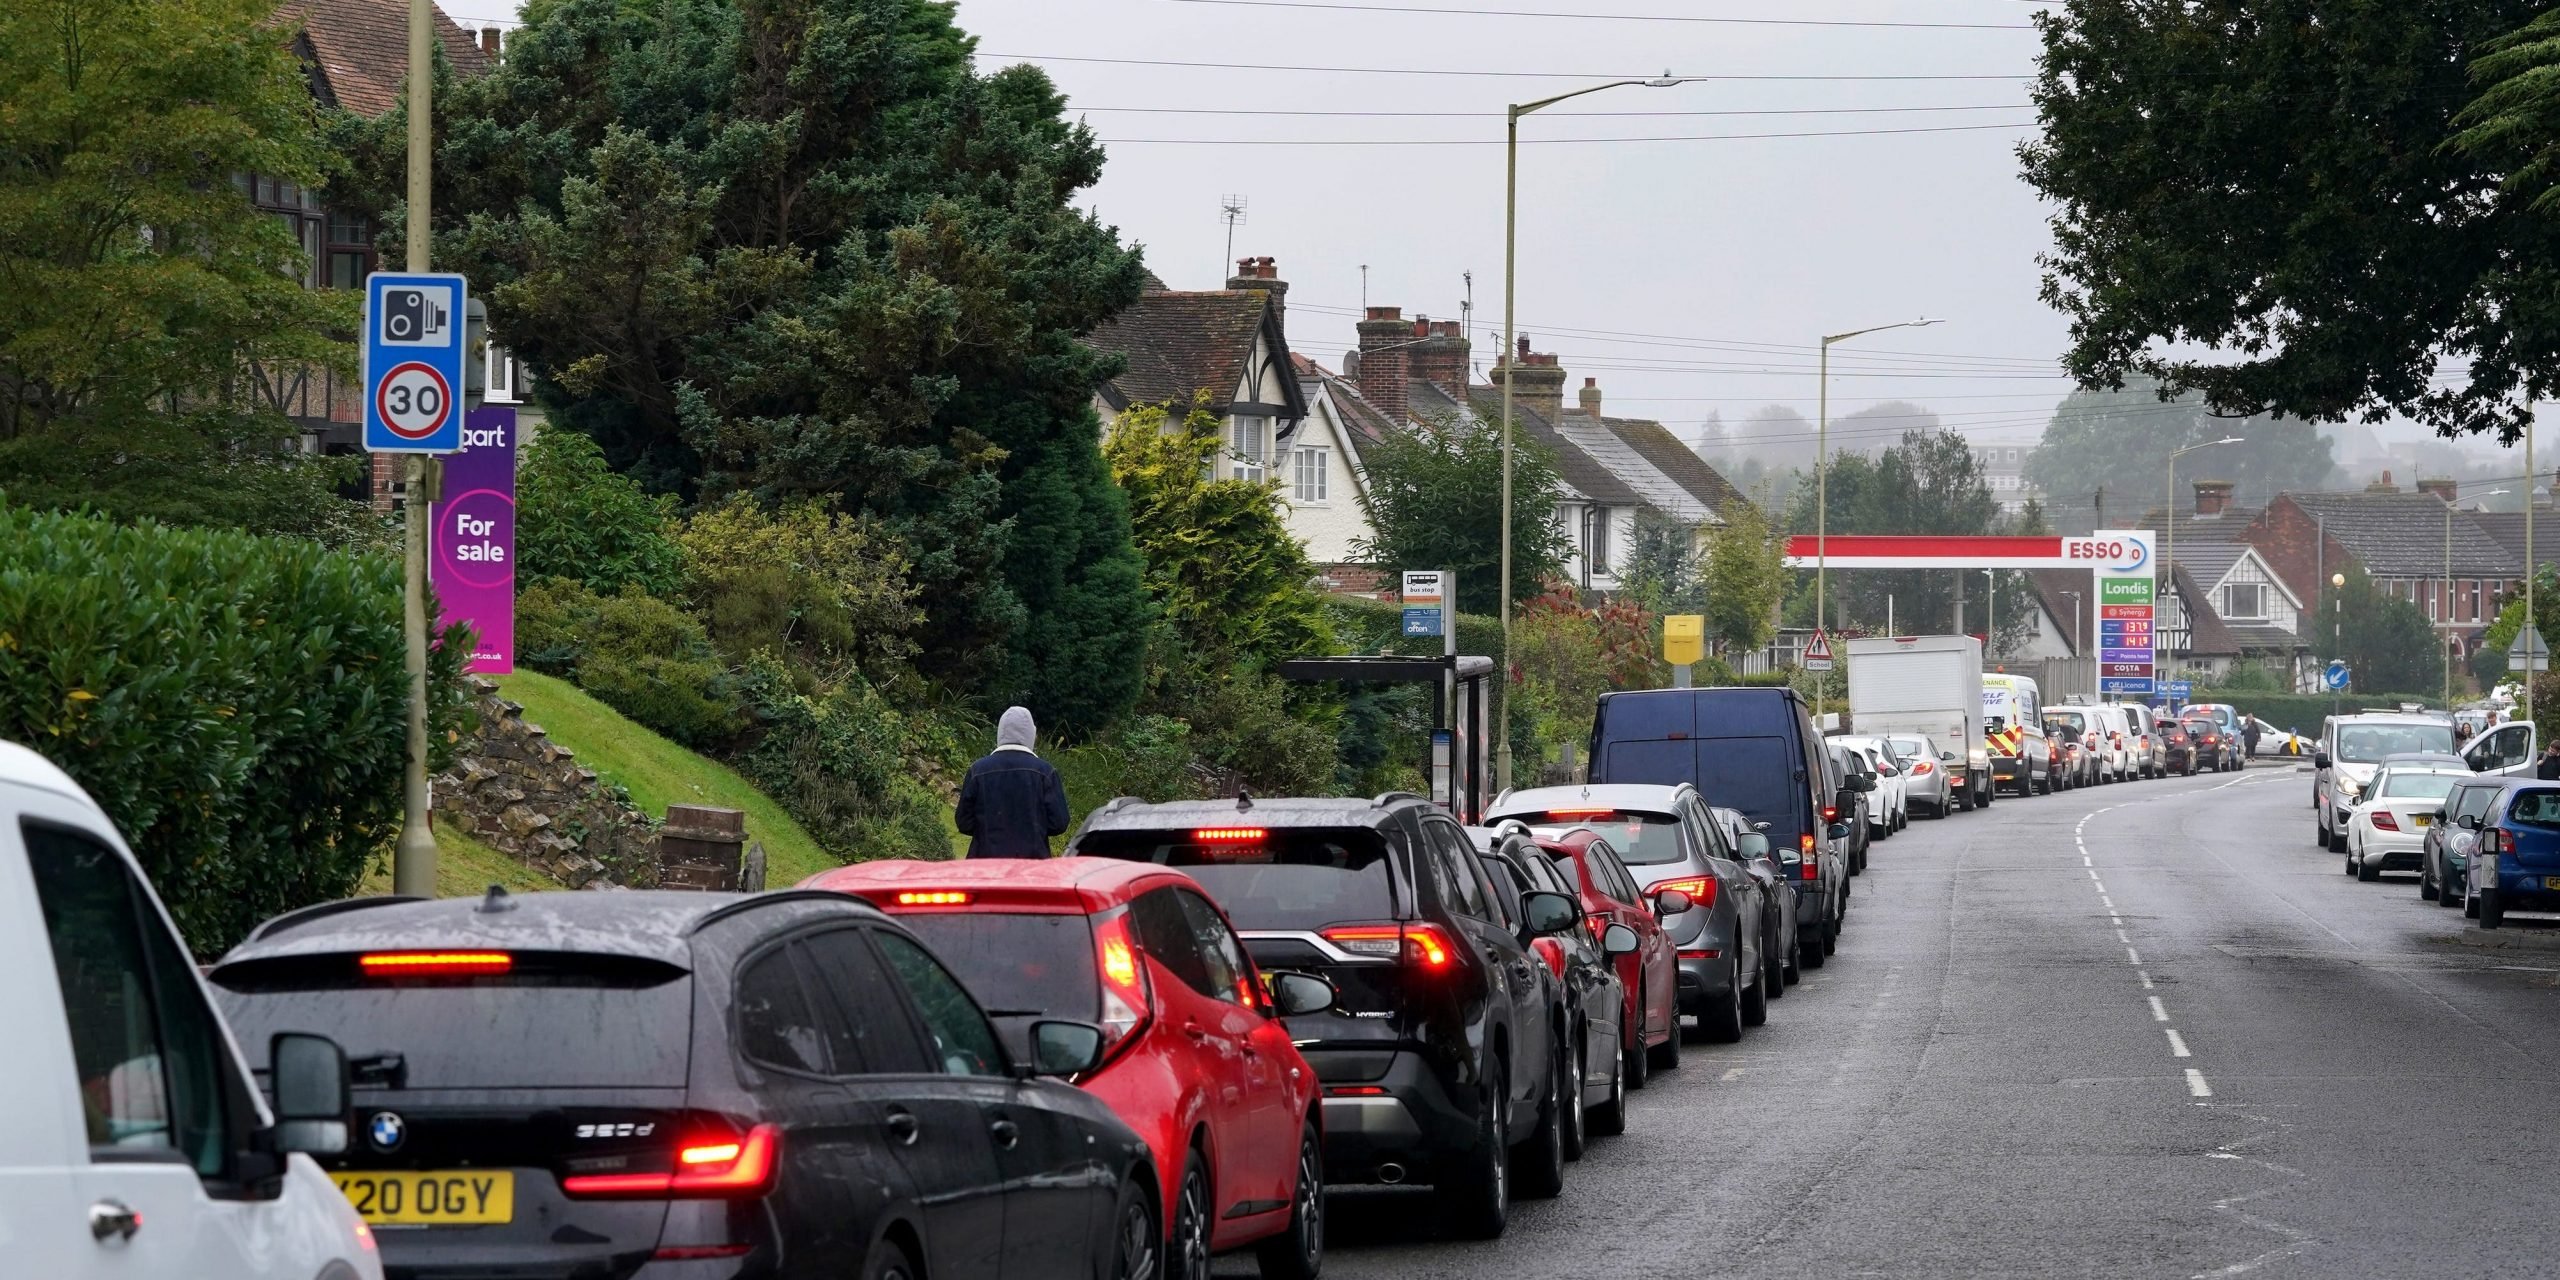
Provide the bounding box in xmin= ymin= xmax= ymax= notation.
xmin=1814 ymin=317 xmax=1943 ymax=723
xmin=1499 ymin=73 xmax=1698 ymax=791
xmin=2450 ymin=489 xmax=2512 ymax=709
xmin=1982 ymin=569 xmax=1997 ymax=658
xmin=2332 ymin=571 xmax=2347 ymax=722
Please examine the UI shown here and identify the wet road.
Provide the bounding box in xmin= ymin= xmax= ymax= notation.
xmin=1293 ymin=764 xmax=2560 ymax=1279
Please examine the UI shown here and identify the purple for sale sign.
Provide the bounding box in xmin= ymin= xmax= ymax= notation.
xmin=431 ymin=406 xmax=517 ymax=673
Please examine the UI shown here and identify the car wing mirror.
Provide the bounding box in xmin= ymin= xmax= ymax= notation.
xmin=1600 ymin=924 xmax=1640 ymax=956
xmin=2313 ymin=752 xmax=2331 ymax=769
xmin=1519 ymin=889 xmax=1580 ymax=937
xmin=1826 ymin=822 xmax=1851 ymax=841
xmin=1025 ymin=1020 xmax=1107 ymax=1078
xmin=1739 ymin=833 xmax=1771 ymax=859
xmin=1651 ymin=888 xmax=1693 ymax=915
xmin=1264 ymin=972 xmax=1336 ymax=1018
xmin=269 ymin=1032 xmax=350 ymax=1156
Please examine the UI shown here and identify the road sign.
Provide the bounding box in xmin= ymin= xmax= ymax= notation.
xmin=2511 ymin=628 xmax=2552 ymax=673
xmin=1400 ymin=570 xmax=1445 ymax=638
xmin=363 ymin=272 xmax=469 ymax=454
xmin=1804 ymin=628 xmax=1834 ymax=671
xmin=2324 ymin=660 xmax=2351 ymax=692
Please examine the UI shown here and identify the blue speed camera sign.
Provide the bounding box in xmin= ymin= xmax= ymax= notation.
xmin=363 ymin=272 xmax=469 ymax=453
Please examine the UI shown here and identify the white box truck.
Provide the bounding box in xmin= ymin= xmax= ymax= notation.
xmin=1846 ymin=635 xmax=1991 ymax=811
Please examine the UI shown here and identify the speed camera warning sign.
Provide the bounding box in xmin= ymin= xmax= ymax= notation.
xmin=363 ymin=271 xmax=468 ymax=453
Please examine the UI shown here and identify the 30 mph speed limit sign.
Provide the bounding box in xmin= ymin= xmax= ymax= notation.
xmin=374 ymin=362 xmax=454 ymax=441
xmin=363 ymin=271 xmax=468 ymax=453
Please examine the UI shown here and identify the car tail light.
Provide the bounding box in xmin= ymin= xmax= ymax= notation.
xmin=1544 ymin=807 xmax=1618 ymax=820
xmin=1678 ymin=948 xmax=1720 ymax=960
xmin=562 ymin=1125 xmax=782 ymax=1199
xmin=1193 ymin=827 xmax=1266 ymax=842
xmin=1532 ymin=936 xmax=1567 ymax=978
xmin=892 ymin=890 xmax=970 ymax=907
xmin=1822 ymin=804 xmax=1838 ymax=822
xmin=1911 ymin=759 xmax=1935 ymax=775
xmin=1093 ymin=908 xmax=1153 ymax=1051
xmin=1653 ymin=875 xmax=1716 ymax=911
xmin=1325 ymin=1085 xmax=1389 ymax=1097
xmin=2370 ymin=811 xmax=2400 ymax=832
xmin=360 ymin=951 xmax=511 ymax=977
xmin=1321 ymin=923 xmax=1456 ymax=969
xmin=2483 ymin=829 xmax=2510 ymax=856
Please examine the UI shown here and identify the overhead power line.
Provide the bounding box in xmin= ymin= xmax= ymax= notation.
xmin=1153 ymin=0 xmax=2035 ymax=29
xmin=1098 ymin=120 xmax=2036 ymax=144
xmin=982 ymin=52 xmax=2034 ymax=81
xmin=1071 ymin=103 xmax=2037 ymax=118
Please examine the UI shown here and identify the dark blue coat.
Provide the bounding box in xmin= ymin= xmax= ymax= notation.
xmin=955 ymin=749 xmax=1070 ymax=858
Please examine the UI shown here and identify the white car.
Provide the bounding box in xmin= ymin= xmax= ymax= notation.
xmin=0 ymin=741 xmax=381 ymax=1280
xmin=1835 ymin=737 xmax=1907 ymax=835
xmin=1882 ymin=732 xmax=1957 ymax=818
xmin=2345 ymin=761 xmax=2474 ymax=882
xmin=2087 ymin=703 xmax=2136 ymax=781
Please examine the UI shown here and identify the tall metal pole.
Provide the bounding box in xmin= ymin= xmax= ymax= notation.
xmin=1815 ymin=340 xmax=1828 ymax=725
xmin=2529 ymin=422 xmax=2537 ymax=714
xmin=393 ymin=0 xmax=438 ymax=897
xmin=2447 ymin=500 xmax=2455 ymax=711
xmin=1496 ymin=105 xmax=1519 ymax=794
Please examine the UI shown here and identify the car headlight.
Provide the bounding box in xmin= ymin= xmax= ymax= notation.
xmin=2338 ymin=778 xmax=2363 ymax=801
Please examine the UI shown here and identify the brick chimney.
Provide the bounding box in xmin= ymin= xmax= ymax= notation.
xmin=1406 ymin=316 xmax=1471 ymax=403
xmin=2416 ymin=476 xmax=2458 ymax=503
xmin=2192 ymin=479 xmax=2235 ymax=516
xmin=1490 ymin=335 xmax=1567 ymax=422
xmin=1355 ymin=306 xmax=1412 ymax=423
xmin=1579 ymin=376 xmax=1602 ymax=418
xmin=2366 ymin=469 xmax=2400 ymax=494
xmin=478 ymin=25 xmax=501 ymax=60
xmin=1225 ymin=255 xmax=1286 ymax=338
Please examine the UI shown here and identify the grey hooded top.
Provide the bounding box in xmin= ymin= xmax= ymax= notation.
xmin=956 ymin=705 xmax=1068 ymax=857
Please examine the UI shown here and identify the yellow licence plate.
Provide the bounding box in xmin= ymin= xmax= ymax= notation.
xmin=2544 ymin=876 xmax=2560 ymax=891
xmin=2415 ymin=815 xmax=2432 ymax=826
xmin=332 ymin=1171 xmax=514 ymax=1225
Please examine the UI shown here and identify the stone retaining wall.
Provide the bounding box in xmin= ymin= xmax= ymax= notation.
xmin=434 ymin=677 xmax=659 ymax=887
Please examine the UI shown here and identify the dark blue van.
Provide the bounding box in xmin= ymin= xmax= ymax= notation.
xmin=1587 ymin=687 xmax=1853 ymax=966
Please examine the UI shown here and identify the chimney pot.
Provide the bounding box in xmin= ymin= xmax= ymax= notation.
xmin=479 ymin=25 xmax=500 ymax=58
xmin=2191 ymin=478 xmax=2235 ymax=516
xmin=1356 ymin=305 xmax=1417 ymax=423
xmin=1579 ymin=378 xmax=1602 ymax=418
xmin=1364 ymin=306 xmax=1401 ymax=322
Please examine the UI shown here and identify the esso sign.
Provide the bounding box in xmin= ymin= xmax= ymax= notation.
xmin=2064 ymin=537 xmax=2145 ymax=569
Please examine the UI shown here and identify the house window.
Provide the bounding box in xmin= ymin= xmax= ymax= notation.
xmin=1292 ymin=446 xmax=1328 ymax=503
xmin=2221 ymin=582 xmax=2265 ymax=620
xmin=1230 ymin=419 xmax=1267 ymax=483
xmin=486 ymin=345 xmax=520 ymax=404
xmin=325 ymin=211 xmax=373 ymax=289
xmin=1587 ymin=509 xmax=1611 ymax=575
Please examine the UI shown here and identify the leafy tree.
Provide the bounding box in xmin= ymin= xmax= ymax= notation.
xmin=517 ymin=429 xmax=683 ymax=596
xmin=1103 ymin=399 xmax=1323 ymax=666
xmin=2022 ymin=1 xmax=2554 ymax=438
xmin=1700 ymin=498 xmax=1787 ymax=654
xmin=1786 ymin=429 xmax=2028 ymax=646
xmin=1354 ymin=413 xmax=1571 ymax=616
xmin=676 ymin=495 xmax=921 ymax=675
xmin=2331 ymin=566 xmax=2441 ymax=695
xmin=0 ymin=0 xmax=361 ymax=533
xmin=2022 ymin=379 xmax=2342 ymax=523
xmin=1616 ymin=509 xmax=1704 ymax=613
xmin=334 ymin=0 xmax=1154 ymax=730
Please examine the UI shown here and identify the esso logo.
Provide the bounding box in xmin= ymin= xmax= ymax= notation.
xmin=2064 ymin=538 xmax=2148 ymax=570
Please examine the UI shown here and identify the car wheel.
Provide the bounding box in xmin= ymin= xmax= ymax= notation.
xmin=1696 ymin=955 xmax=1745 ymax=1043
xmin=1783 ymin=935 xmax=1803 ymax=982
xmin=1439 ymin=1062 xmax=1508 ymax=1240
xmin=2314 ymin=813 xmax=2327 ymax=849
xmin=2443 ymin=871 xmax=2465 ymax=909
xmin=866 ymin=1239 xmax=923 ymax=1280
xmin=1740 ymin=957 xmax=1769 ymax=1028
xmin=1800 ymin=922 xmax=1827 ymax=969
xmin=2421 ymin=862 xmax=2439 ymax=901
xmin=2328 ymin=823 xmax=2348 ymax=854
xmin=1624 ymin=1010 xmax=1653 ymax=1088
xmin=1764 ymin=926 xmax=1788 ymax=998
xmin=2464 ymin=878 xmax=2482 ymax=919
xmin=1254 ymin=1120 xmax=1325 ymax=1280
xmin=1170 ymin=1157 xmax=1212 ymax=1280
xmin=1512 ymin=1042 xmax=1565 ymax=1200
xmin=2356 ymin=847 xmax=2380 ymax=882
xmin=1587 ymin=1035 xmax=1628 ymax=1136
xmin=2481 ymin=888 xmax=2506 ymax=930
xmin=2344 ymin=842 xmax=2359 ymax=876
xmin=1558 ymin=1035 xmax=1587 ymax=1163
xmin=1106 ymin=1173 xmax=1160 ymax=1280
xmin=1650 ymin=1008 xmax=1685 ymax=1066
xmin=1821 ymin=914 xmax=1840 ymax=956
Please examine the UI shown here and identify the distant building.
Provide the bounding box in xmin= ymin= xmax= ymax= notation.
xmin=1969 ymin=442 xmax=2043 ymax=514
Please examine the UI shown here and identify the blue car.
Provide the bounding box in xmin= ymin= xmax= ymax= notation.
xmin=2463 ymin=780 xmax=2560 ymax=929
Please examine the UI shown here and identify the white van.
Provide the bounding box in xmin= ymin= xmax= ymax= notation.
xmin=2088 ymin=704 xmax=2135 ymax=781
xmin=0 ymin=741 xmax=381 ymax=1280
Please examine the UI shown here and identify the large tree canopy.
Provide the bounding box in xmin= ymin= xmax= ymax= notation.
xmin=1787 ymin=429 xmax=2035 ymax=649
xmin=2023 ymin=379 xmax=2342 ymax=527
xmin=2022 ymin=1 xmax=2557 ymax=439
xmin=1353 ymin=413 xmax=1570 ymax=617
xmin=331 ymin=0 xmax=1154 ymax=730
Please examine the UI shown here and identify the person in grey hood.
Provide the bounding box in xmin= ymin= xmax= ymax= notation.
xmin=955 ymin=706 xmax=1070 ymax=858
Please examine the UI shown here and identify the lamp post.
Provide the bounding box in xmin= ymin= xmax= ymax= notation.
xmin=2449 ymin=489 xmax=2511 ymax=710
xmin=1815 ymin=317 xmax=1942 ymax=724
xmin=391 ymin=0 xmax=439 ymax=896
xmin=1982 ymin=569 xmax=1997 ymax=658
xmin=1500 ymin=73 xmax=1695 ymax=791
xmin=2063 ymin=588 xmax=2084 ymax=660
xmin=2161 ymin=437 xmax=2241 ymax=688
xmin=2333 ymin=571 xmax=2347 ymax=723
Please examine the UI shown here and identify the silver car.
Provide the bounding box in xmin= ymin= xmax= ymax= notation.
xmin=1881 ymin=732 xmax=1958 ymax=819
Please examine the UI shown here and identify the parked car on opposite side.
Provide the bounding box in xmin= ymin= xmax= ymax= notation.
xmin=2180 ymin=711 xmax=2240 ymax=772
xmin=2318 ymin=715 xmax=2462 ymax=852
xmin=213 ymin=889 xmax=1160 ymax=1280
xmin=1067 ymin=795 xmax=1578 ymax=1240
xmin=2344 ymin=758 xmax=2474 ymax=882
xmin=801 ymin=857 xmax=1330 ymax=1280
xmin=1882 ymin=733 xmax=1959 ymax=817
xmin=1526 ymin=826 xmax=1681 ymax=1095
xmin=3 ymin=741 xmax=383 ymax=1280
xmin=1470 ymin=827 xmax=1633 ymax=1159
xmin=2461 ymin=780 xmax=2560 ymax=929
xmin=1486 ymin=783 xmax=1772 ymax=1039
xmin=2424 ymin=776 xmax=2509 ymax=909
xmin=2459 ymin=718 xmax=2540 ymax=778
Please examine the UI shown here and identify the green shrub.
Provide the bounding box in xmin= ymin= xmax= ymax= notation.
xmin=515 ymin=430 xmax=683 ymax=596
xmin=732 ymin=656 xmax=946 ymax=863
xmin=2191 ymin=689 xmax=2443 ymax=733
xmin=514 ymin=578 xmax=743 ymax=745
xmin=678 ymin=496 xmax=921 ymax=676
xmin=0 ymin=504 xmax=472 ymax=953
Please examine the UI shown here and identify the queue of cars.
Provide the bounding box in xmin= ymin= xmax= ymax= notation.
xmin=2325 ymin=710 xmax=2560 ymax=931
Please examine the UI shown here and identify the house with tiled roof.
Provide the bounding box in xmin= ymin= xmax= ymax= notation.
xmin=2138 ymin=481 xmax=2306 ymax=665
xmin=1086 ymin=256 xmax=1306 ymax=492
xmin=2241 ymin=474 xmax=2522 ymax=663
xmin=1284 ymin=353 xmax=1383 ymax=573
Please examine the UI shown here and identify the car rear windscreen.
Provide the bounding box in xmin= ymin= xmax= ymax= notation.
xmin=896 ymin=913 xmax=1099 ymax=1020
xmin=2048 ymin=710 xmax=2088 ymax=734
xmin=2377 ymin=772 xmax=2462 ymax=802
xmin=1514 ymin=812 xmax=1687 ymax=865
xmin=1696 ymin=737 xmax=1800 ymax=828
xmin=2336 ymin=724 xmax=2457 ymax=762
xmin=212 ymin=952 xmax=691 ymax=1089
xmin=1075 ymin=827 xmax=1400 ymax=929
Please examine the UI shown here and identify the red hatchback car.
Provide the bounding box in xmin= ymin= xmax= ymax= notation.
xmin=1533 ymin=828 xmax=1682 ymax=1089
xmin=803 ymin=857 xmax=1330 ymax=1280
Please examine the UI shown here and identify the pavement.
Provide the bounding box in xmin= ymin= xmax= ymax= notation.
xmin=1293 ymin=760 xmax=2560 ymax=1279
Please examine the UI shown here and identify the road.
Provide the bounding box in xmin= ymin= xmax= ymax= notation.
xmin=1294 ymin=764 xmax=2560 ymax=1279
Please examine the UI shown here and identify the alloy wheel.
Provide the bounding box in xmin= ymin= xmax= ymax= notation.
xmin=1173 ymin=1163 xmax=1211 ymax=1280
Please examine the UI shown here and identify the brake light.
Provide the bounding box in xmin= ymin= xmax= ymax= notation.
xmin=1653 ymin=875 xmax=1717 ymax=911
xmin=562 ymin=1125 xmax=782 ymax=1199
xmin=1322 ymin=923 xmax=1456 ymax=969
xmin=2484 ymin=829 xmax=2511 ymax=855
xmin=1678 ymin=948 xmax=1720 ymax=960
xmin=1325 ymin=1085 xmax=1389 ymax=1096
xmin=1822 ymin=805 xmax=1838 ymax=822
xmin=1545 ymin=807 xmax=1618 ymax=820
xmin=360 ymin=951 xmax=510 ymax=977
xmin=2370 ymin=811 xmax=2400 ymax=832
xmin=893 ymin=891 xmax=970 ymax=906
xmin=1799 ymin=834 xmax=1820 ymax=881
xmin=1093 ymin=908 xmax=1152 ymax=1051
xmin=1911 ymin=760 xmax=1934 ymax=775
xmin=1194 ymin=827 xmax=1266 ymax=842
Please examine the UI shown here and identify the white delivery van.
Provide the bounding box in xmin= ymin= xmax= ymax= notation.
xmin=0 ymin=740 xmax=381 ymax=1280
xmin=1846 ymin=634 xmax=1992 ymax=811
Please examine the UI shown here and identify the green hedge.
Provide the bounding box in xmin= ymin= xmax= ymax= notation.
xmin=2189 ymin=689 xmax=2443 ymax=733
xmin=0 ymin=504 xmax=471 ymax=953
